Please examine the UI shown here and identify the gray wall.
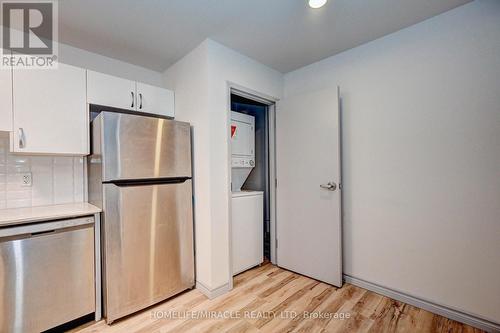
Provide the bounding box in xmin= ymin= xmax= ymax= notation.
xmin=285 ymin=0 xmax=500 ymax=324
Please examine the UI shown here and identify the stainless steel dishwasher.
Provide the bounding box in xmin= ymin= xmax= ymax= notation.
xmin=0 ymin=216 xmax=95 ymax=333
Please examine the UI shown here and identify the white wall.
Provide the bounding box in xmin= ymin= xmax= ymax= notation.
xmin=285 ymin=0 xmax=500 ymax=324
xmin=164 ymin=42 xmax=213 ymax=289
xmin=58 ymin=42 xmax=164 ymax=86
xmin=164 ymin=39 xmax=283 ymax=293
xmin=205 ymin=40 xmax=282 ymax=289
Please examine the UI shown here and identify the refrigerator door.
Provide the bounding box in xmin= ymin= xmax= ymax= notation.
xmin=94 ymin=112 xmax=192 ymax=181
xmin=102 ymin=180 xmax=194 ymax=323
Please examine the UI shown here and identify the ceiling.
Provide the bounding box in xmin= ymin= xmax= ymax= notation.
xmin=57 ymin=0 xmax=472 ymax=73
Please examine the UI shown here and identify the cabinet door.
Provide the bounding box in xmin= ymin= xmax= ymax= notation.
xmin=12 ymin=63 xmax=88 ymax=155
xmin=87 ymin=70 xmax=137 ymax=111
xmin=0 ymin=66 xmax=12 ymax=132
xmin=136 ymin=82 xmax=174 ymax=117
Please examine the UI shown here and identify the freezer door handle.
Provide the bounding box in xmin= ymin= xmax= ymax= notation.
xmin=106 ymin=177 xmax=191 ymax=187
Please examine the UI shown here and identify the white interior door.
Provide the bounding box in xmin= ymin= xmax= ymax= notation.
xmin=276 ymin=87 xmax=342 ymax=286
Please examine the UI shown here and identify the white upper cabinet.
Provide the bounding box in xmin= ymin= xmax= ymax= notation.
xmin=0 ymin=66 xmax=12 ymax=132
xmin=87 ymin=70 xmax=174 ymax=118
xmin=136 ymin=82 xmax=174 ymax=118
xmin=87 ymin=70 xmax=137 ymax=111
xmin=12 ymin=63 xmax=88 ymax=155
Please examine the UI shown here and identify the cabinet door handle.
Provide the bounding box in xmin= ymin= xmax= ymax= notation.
xmin=139 ymin=93 xmax=143 ymax=109
xmin=18 ymin=128 xmax=25 ymax=148
xmin=131 ymin=91 xmax=135 ymax=108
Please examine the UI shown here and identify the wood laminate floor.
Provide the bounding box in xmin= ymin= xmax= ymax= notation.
xmin=73 ymin=263 xmax=483 ymax=333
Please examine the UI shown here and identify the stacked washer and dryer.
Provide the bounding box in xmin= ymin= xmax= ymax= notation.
xmin=230 ymin=111 xmax=264 ymax=275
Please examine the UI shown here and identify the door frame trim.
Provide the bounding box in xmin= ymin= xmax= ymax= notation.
xmin=337 ymin=86 xmax=344 ymax=285
xmin=226 ymin=82 xmax=279 ymax=291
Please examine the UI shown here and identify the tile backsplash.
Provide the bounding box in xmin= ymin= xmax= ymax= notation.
xmin=0 ymin=133 xmax=85 ymax=209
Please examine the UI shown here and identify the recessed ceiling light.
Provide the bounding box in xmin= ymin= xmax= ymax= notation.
xmin=308 ymin=0 xmax=327 ymax=9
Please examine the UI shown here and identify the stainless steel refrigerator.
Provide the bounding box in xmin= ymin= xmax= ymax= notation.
xmin=88 ymin=111 xmax=194 ymax=323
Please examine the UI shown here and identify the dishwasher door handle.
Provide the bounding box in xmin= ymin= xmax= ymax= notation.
xmin=0 ymin=216 xmax=94 ymax=239
xmin=31 ymin=229 xmax=56 ymax=236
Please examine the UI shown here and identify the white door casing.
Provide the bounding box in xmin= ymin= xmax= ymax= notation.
xmin=276 ymin=87 xmax=342 ymax=286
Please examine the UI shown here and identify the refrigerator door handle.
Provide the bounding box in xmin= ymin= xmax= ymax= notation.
xmin=105 ymin=177 xmax=191 ymax=187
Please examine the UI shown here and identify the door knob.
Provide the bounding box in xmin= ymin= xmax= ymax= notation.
xmin=320 ymin=182 xmax=337 ymax=191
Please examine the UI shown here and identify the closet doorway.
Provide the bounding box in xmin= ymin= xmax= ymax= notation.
xmin=228 ymin=87 xmax=277 ymax=285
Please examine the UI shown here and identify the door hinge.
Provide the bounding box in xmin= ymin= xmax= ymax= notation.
xmin=275 ymin=178 xmax=277 ymax=188
xmin=276 ymin=239 xmax=278 ymax=248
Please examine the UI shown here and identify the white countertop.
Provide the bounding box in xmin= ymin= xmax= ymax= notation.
xmin=0 ymin=202 xmax=101 ymax=227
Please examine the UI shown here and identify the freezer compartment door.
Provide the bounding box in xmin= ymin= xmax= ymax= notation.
xmin=95 ymin=112 xmax=192 ymax=181
xmin=102 ymin=180 xmax=194 ymax=322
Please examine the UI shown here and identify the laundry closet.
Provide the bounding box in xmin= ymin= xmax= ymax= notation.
xmin=230 ymin=92 xmax=273 ymax=275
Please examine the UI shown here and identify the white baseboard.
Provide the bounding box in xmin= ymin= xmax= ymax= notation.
xmin=344 ymin=274 xmax=500 ymax=333
xmin=196 ymin=281 xmax=231 ymax=299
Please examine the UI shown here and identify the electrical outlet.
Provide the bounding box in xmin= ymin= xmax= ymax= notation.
xmin=21 ymin=172 xmax=32 ymax=187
